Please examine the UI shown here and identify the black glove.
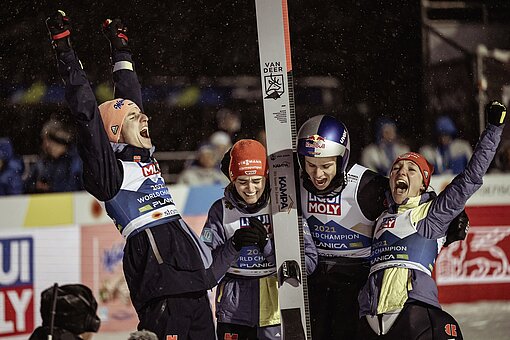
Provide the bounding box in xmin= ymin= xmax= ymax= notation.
xmin=248 ymin=217 xmax=269 ymax=250
xmin=232 ymin=227 xmax=260 ymax=251
xmin=102 ymin=18 xmax=130 ymax=52
xmin=444 ymin=209 xmax=470 ymax=247
xmin=46 ymin=10 xmax=72 ymax=53
xmin=486 ymin=100 xmax=507 ymax=127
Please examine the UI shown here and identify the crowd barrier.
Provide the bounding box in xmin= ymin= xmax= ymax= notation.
xmin=1 ymin=175 xmax=509 ymax=338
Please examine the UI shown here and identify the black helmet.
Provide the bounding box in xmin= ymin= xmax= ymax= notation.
xmin=40 ymin=284 xmax=101 ymax=335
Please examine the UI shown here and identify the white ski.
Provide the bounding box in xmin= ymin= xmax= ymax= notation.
xmin=254 ymin=1 xmax=311 ymax=339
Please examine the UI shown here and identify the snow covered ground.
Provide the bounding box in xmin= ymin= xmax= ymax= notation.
xmin=92 ymin=301 xmax=510 ymax=340
xmin=443 ymin=301 xmax=510 ymax=340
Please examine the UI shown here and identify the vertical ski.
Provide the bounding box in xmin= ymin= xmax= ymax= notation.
xmin=254 ymin=1 xmax=311 ymax=339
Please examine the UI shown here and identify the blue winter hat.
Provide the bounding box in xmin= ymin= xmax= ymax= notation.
xmin=0 ymin=138 xmax=13 ymax=161
xmin=376 ymin=118 xmax=397 ymax=142
xmin=435 ymin=116 xmax=457 ymax=137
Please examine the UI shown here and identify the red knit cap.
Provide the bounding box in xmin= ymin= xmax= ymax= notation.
xmin=392 ymin=152 xmax=434 ymax=188
xmin=98 ymin=99 xmax=139 ymax=143
xmin=229 ymin=139 xmax=268 ymax=181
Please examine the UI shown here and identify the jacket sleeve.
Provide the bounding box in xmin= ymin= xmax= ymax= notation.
xmin=303 ymin=219 xmax=318 ymax=275
xmin=111 ymin=51 xmax=143 ymax=110
xmin=417 ymin=124 xmax=504 ymax=239
xmin=201 ymin=199 xmax=239 ymax=282
xmin=57 ymin=50 xmax=122 ymax=201
xmin=357 ymin=168 xmax=389 ymax=221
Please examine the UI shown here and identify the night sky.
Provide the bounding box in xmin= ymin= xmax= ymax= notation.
xmin=0 ymin=1 xmax=508 ymax=159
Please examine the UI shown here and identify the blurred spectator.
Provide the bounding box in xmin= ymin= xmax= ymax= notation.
xmin=216 ymin=107 xmax=242 ymax=142
xmin=178 ymin=144 xmax=230 ymax=186
xmin=209 ymin=130 xmax=232 ymax=164
xmin=29 ymin=283 xmax=100 ymax=340
xmin=24 ymin=118 xmax=83 ymax=193
xmin=491 ymin=140 xmax=510 ymax=173
xmin=419 ymin=115 xmax=473 ymax=175
xmin=0 ymin=137 xmax=24 ymax=195
xmin=361 ymin=118 xmax=410 ymax=176
xmin=128 ymin=330 xmax=158 ymax=340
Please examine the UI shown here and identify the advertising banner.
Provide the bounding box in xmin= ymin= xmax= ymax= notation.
xmin=432 ymin=175 xmax=510 ymax=303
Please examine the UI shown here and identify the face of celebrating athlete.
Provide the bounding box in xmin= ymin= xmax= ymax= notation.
xmin=389 ymin=160 xmax=425 ymax=204
xmin=234 ymin=175 xmax=266 ymax=205
xmin=119 ymin=105 xmax=152 ymax=149
xmin=304 ymin=156 xmax=337 ymax=191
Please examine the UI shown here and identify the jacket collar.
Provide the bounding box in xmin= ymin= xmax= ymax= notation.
xmin=387 ymin=190 xmax=436 ymax=214
xmin=111 ymin=143 xmax=155 ymax=163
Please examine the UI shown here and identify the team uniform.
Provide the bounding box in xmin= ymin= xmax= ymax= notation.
xmin=55 ymin=44 xmax=216 ymax=339
xmin=300 ymin=163 xmax=387 ymax=339
xmin=296 ymin=115 xmax=387 ymax=339
xmin=357 ymin=122 xmax=505 ymax=339
xmin=296 ymin=115 xmax=468 ymax=340
xmin=202 ymin=141 xmax=318 ymax=340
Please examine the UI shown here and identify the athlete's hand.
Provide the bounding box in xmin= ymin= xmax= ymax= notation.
xmin=232 ymin=227 xmax=260 ymax=251
xmin=444 ymin=210 xmax=469 ymax=247
xmin=486 ymin=100 xmax=507 ymax=127
xmin=248 ymin=217 xmax=268 ymax=250
xmin=46 ymin=10 xmax=72 ymax=53
xmin=102 ymin=18 xmax=130 ymax=52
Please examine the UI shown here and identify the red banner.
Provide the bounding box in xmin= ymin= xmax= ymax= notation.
xmin=436 ymin=206 xmax=510 ymax=303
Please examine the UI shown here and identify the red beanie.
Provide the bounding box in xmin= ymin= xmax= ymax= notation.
xmin=98 ymin=99 xmax=138 ymax=143
xmin=392 ymin=152 xmax=434 ymax=188
xmin=229 ymin=139 xmax=268 ymax=181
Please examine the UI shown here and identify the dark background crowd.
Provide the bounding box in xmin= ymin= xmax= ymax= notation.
xmin=1 ymin=0 xmax=510 ymax=195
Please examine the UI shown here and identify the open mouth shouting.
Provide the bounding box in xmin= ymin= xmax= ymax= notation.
xmin=389 ymin=159 xmax=426 ymax=204
xmin=391 ymin=178 xmax=410 ymax=204
xmin=395 ymin=179 xmax=408 ymax=194
xmin=140 ymin=126 xmax=150 ymax=139
xmin=313 ymin=177 xmax=329 ymax=189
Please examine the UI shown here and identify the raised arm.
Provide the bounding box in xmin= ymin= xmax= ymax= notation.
xmin=102 ymin=19 xmax=143 ymax=110
xmin=418 ymin=101 xmax=506 ymax=238
xmin=46 ymin=11 xmax=122 ymax=201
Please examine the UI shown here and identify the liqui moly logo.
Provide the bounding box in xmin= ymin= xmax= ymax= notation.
xmin=0 ymin=237 xmax=34 ymax=337
xmin=141 ymin=162 xmax=161 ymax=177
xmin=307 ymin=193 xmax=341 ymax=215
xmin=240 ymin=215 xmax=272 ymax=233
xmin=305 ymin=135 xmax=326 ymax=149
xmin=380 ymin=217 xmax=396 ymax=229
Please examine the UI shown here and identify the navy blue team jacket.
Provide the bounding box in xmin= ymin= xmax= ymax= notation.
xmin=56 ymin=48 xmax=216 ymax=312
